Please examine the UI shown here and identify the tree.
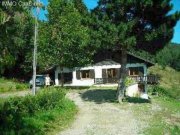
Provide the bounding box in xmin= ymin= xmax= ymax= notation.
xmin=156 ymin=43 xmax=180 ymax=71
xmin=39 ymin=0 xmax=93 ymax=86
xmin=0 ymin=1 xmax=34 ymax=78
xmin=92 ymin=0 xmax=180 ymax=102
xmin=73 ymin=0 xmax=88 ymax=15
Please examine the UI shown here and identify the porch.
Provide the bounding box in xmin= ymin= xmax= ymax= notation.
xmin=94 ymin=75 xmax=159 ymax=85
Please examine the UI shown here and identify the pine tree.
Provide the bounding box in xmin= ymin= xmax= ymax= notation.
xmin=73 ymin=0 xmax=88 ymax=15
xmin=92 ymin=0 xmax=180 ymax=102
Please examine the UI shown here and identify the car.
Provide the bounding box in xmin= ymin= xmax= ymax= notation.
xmin=29 ymin=75 xmax=45 ymax=88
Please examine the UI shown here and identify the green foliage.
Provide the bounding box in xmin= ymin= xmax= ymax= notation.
xmin=148 ymin=65 xmax=180 ymax=100
xmin=125 ymin=77 xmax=136 ymax=87
xmin=149 ymin=85 xmax=172 ymax=98
xmin=92 ymin=1 xmax=137 ymax=49
xmin=73 ymin=0 xmax=88 ymax=15
xmin=93 ymin=0 xmax=180 ymax=53
xmin=0 ymin=2 xmax=34 ymax=77
xmin=129 ymin=48 xmax=155 ymax=63
xmin=0 ymin=78 xmax=28 ymax=93
xmin=133 ymin=1 xmax=180 ymax=53
xmin=156 ymin=43 xmax=180 ymax=71
xmin=38 ymin=0 xmax=93 ymax=71
xmin=149 ymin=85 xmax=180 ymax=100
xmin=0 ymin=88 xmax=77 ymax=135
xmin=91 ymin=0 xmax=180 ymax=101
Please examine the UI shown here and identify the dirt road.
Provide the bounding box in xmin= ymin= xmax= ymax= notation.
xmin=59 ymin=89 xmax=145 ymax=135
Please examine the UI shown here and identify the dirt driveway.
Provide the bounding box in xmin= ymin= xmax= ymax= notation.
xmin=59 ymin=89 xmax=146 ymax=135
xmin=0 ymin=90 xmax=30 ymax=98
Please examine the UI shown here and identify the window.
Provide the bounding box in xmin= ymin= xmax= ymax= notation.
xmin=81 ymin=70 xmax=90 ymax=79
xmin=107 ymin=69 xmax=116 ymax=78
xmin=129 ymin=67 xmax=139 ymax=76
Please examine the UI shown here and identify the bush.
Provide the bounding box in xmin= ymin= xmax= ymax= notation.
xmin=15 ymin=84 xmax=28 ymax=90
xmin=125 ymin=77 xmax=136 ymax=87
xmin=149 ymin=85 xmax=173 ymax=98
xmin=0 ymin=88 xmax=77 ymax=135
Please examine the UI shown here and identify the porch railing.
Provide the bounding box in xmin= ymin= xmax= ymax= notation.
xmin=94 ymin=75 xmax=159 ymax=85
xmin=94 ymin=78 xmax=118 ymax=84
xmin=129 ymin=75 xmax=159 ymax=84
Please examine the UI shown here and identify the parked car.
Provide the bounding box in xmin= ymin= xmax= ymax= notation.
xmin=29 ymin=75 xmax=45 ymax=88
xmin=29 ymin=75 xmax=54 ymax=88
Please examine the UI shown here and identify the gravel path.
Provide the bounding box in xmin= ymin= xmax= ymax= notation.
xmin=0 ymin=90 xmax=31 ymax=98
xmin=59 ymin=90 xmax=143 ymax=135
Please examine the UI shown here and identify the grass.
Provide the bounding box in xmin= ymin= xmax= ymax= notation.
xmin=148 ymin=65 xmax=180 ymax=99
xmin=130 ymin=94 xmax=180 ymax=135
xmin=0 ymin=78 xmax=28 ymax=93
xmin=146 ymin=97 xmax=180 ymax=135
xmin=0 ymin=97 xmax=8 ymax=103
xmin=140 ymin=65 xmax=180 ymax=134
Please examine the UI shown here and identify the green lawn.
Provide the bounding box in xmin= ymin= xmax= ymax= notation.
xmin=138 ymin=65 xmax=180 ymax=134
xmin=0 ymin=78 xmax=28 ymax=93
xmin=131 ymin=96 xmax=180 ymax=135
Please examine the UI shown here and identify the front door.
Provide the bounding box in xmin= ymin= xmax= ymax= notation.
xmin=58 ymin=72 xmax=72 ymax=84
xmin=102 ymin=68 xmax=120 ymax=83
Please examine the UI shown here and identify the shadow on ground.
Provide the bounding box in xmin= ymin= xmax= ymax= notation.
xmin=80 ymin=89 xmax=151 ymax=104
xmin=124 ymin=97 xmax=151 ymax=104
xmin=80 ymin=89 xmax=117 ymax=104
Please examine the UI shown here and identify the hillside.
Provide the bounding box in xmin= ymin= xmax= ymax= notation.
xmin=148 ymin=65 xmax=180 ymax=99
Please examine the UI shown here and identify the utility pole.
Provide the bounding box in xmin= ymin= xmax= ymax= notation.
xmin=32 ymin=0 xmax=40 ymax=95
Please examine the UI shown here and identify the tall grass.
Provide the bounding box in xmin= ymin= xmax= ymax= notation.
xmin=0 ymin=78 xmax=28 ymax=93
xmin=148 ymin=65 xmax=180 ymax=100
xmin=0 ymin=88 xmax=77 ymax=135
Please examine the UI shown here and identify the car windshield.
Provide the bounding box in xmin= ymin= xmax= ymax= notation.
xmin=36 ymin=76 xmax=44 ymax=81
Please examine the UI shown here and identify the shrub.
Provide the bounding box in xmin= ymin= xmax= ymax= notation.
xmin=0 ymin=88 xmax=76 ymax=135
xmin=149 ymin=85 xmax=173 ymax=98
xmin=125 ymin=77 xmax=136 ymax=87
xmin=15 ymin=84 xmax=28 ymax=90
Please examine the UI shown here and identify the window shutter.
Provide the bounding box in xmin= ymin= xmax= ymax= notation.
xmin=102 ymin=69 xmax=107 ymax=78
xmin=76 ymin=71 xmax=81 ymax=80
xmin=90 ymin=70 xmax=95 ymax=79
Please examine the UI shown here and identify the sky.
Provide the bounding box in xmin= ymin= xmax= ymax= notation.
xmin=39 ymin=0 xmax=180 ymax=44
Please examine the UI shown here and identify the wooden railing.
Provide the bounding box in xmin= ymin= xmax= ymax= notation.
xmin=94 ymin=75 xmax=159 ymax=85
xmin=129 ymin=75 xmax=159 ymax=84
xmin=94 ymin=78 xmax=118 ymax=84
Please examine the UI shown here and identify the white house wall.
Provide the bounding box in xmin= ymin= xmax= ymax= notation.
xmin=55 ymin=65 xmax=121 ymax=86
xmin=54 ymin=63 xmax=147 ymax=86
xmin=94 ymin=66 xmax=102 ymax=78
xmin=55 ymin=67 xmax=72 ymax=86
xmin=72 ymin=78 xmax=95 ymax=86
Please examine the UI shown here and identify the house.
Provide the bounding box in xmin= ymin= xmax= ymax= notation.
xmin=54 ymin=50 xmax=157 ymax=94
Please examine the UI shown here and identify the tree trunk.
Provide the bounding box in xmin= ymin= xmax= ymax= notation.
xmin=117 ymin=48 xmax=127 ymax=103
xmin=60 ymin=67 xmax=64 ymax=87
